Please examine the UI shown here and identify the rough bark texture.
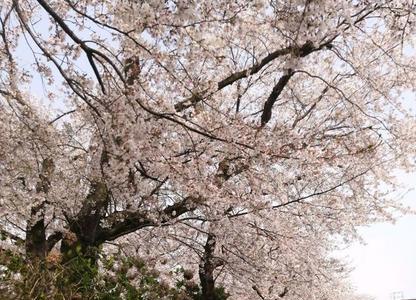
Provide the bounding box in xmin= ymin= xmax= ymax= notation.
xmin=61 ymin=181 xmax=108 ymax=263
xmin=25 ymin=209 xmax=46 ymax=260
xmin=199 ymin=234 xmax=217 ymax=300
xmin=25 ymin=159 xmax=55 ymax=259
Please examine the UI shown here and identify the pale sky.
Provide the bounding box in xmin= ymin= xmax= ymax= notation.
xmin=347 ymin=172 xmax=416 ymax=300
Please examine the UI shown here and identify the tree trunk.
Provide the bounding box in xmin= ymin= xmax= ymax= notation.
xmin=25 ymin=158 xmax=55 ymax=260
xmin=25 ymin=212 xmax=46 ymax=260
xmin=199 ymin=234 xmax=217 ymax=300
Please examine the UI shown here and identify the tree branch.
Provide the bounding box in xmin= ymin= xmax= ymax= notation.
xmin=252 ymin=285 xmax=265 ymax=300
xmin=199 ymin=233 xmax=221 ymax=300
xmin=279 ymin=286 xmax=289 ymax=298
xmin=260 ymin=69 xmax=295 ymax=126
xmin=174 ymin=40 xmax=331 ymax=112
xmin=49 ymin=109 xmax=76 ymax=124
xmin=97 ymin=196 xmax=199 ymax=242
xmin=35 ymin=0 xmax=124 ymax=93
xmin=13 ymin=0 xmax=103 ymax=117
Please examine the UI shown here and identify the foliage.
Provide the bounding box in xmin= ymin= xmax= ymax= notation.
xmin=0 ymin=249 xmax=223 ymax=300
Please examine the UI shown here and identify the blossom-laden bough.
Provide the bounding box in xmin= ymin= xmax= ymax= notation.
xmin=1 ymin=0 xmax=416 ymax=299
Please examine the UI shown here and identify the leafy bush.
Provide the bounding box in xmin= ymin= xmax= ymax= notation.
xmin=0 ymin=250 xmax=228 ymax=300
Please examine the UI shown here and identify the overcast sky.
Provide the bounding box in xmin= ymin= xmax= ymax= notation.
xmin=347 ymin=171 xmax=416 ymax=300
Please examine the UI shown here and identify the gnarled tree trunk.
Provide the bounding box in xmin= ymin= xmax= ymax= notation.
xmin=199 ymin=234 xmax=222 ymax=300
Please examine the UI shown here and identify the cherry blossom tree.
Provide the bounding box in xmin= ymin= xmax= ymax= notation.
xmin=1 ymin=0 xmax=416 ymax=299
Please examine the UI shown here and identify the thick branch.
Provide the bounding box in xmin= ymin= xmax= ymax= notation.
xmin=25 ymin=158 xmax=55 ymax=259
xmin=260 ymin=69 xmax=295 ymax=126
xmin=70 ymin=181 xmax=109 ymax=245
xmin=97 ymin=197 xmax=199 ymax=242
xmin=25 ymin=212 xmax=46 ymax=259
xmin=259 ymin=39 xmax=334 ymax=126
xmin=199 ymin=233 xmax=220 ymax=300
xmin=175 ymin=40 xmax=329 ymax=112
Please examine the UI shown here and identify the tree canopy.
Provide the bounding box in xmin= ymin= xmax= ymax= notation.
xmin=1 ymin=0 xmax=416 ymax=299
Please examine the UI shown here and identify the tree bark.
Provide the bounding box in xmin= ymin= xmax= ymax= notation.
xmin=61 ymin=181 xmax=108 ymax=264
xmin=25 ymin=158 xmax=55 ymax=260
xmin=25 ymin=206 xmax=47 ymax=260
xmin=199 ymin=234 xmax=217 ymax=300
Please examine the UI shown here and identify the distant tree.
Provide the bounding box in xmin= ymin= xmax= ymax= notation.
xmin=1 ymin=0 xmax=416 ymax=299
